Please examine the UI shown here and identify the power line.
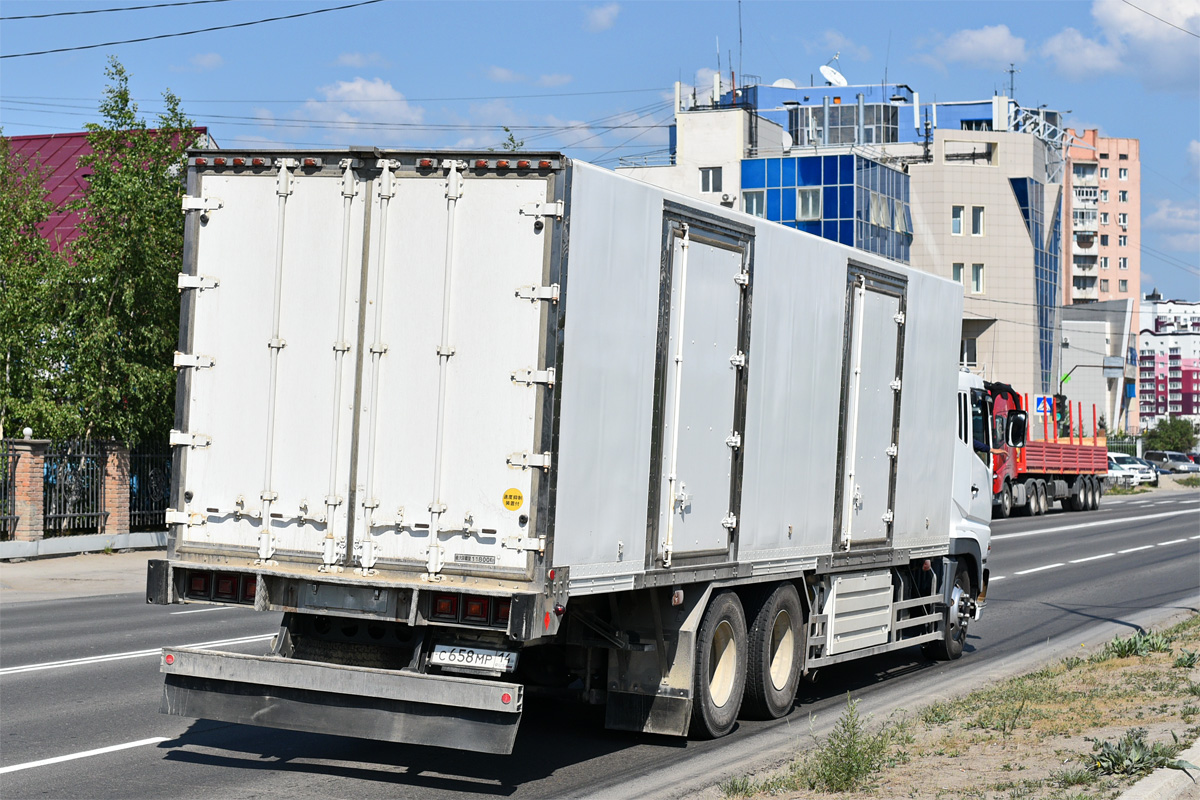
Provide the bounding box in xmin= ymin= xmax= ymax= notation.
xmin=1 ymin=0 xmax=234 ymax=21
xmin=3 ymin=87 xmax=669 ymax=105
xmin=1119 ymin=0 xmax=1200 ymax=38
xmin=1 ymin=0 xmax=386 ymax=59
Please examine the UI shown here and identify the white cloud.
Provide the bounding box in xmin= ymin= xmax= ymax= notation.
xmin=935 ymin=25 xmax=1028 ymax=69
xmin=584 ymin=3 xmax=619 ymax=32
xmin=487 ymin=66 xmax=525 ymax=83
xmin=335 ymin=52 xmax=390 ymax=68
xmin=170 ymin=52 xmax=223 ymax=73
xmin=807 ymin=30 xmax=871 ymax=63
xmin=538 ymin=73 xmax=572 ymax=87
xmin=1145 ymin=198 xmax=1200 ymax=253
xmin=1189 ymin=140 xmax=1200 ymax=179
xmin=303 ymin=77 xmax=424 ymax=144
xmin=1041 ymin=28 xmax=1120 ymax=79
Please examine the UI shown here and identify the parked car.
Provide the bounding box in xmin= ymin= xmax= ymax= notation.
xmin=1144 ymin=450 xmax=1200 ymax=474
xmin=1106 ymin=454 xmax=1142 ymax=487
xmin=1109 ymin=452 xmax=1155 ymax=486
xmin=1131 ymin=457 xmax=1161 ymax=487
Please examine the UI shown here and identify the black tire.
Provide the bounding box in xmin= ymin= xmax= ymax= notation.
xmin=689 ymin=591 xmax=748 ymax=739
xmin=1069 ymin=479 xmax=1086 ymax=512
xmin=742 ymin=583 xmax=803 ymax=720
xmin=1089 ymin=476 xmax=1101 ymax=510
xmin=930 ymin=564 xmax=971 ymax=661
xmin=1016 ymin=481 xmax=1035 ymax=517
xmin=1032 ymin=482 xmax=1047 ymax=516
xmin=994 ymin=483 xmax=1012 ymax=519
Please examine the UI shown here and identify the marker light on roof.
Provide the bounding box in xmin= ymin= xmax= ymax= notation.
xmin=419 ymin=158 xmax=434 ymax=168
xmin=475 ymin=159 xmax=489 ymax=169
xmin=539 ymin=160 xmax=552 ymax=170
xmin=194 ymin=157 xmax=207 ymax=166
xmin=496 ymin=160 xmax=509 ymax=169
xmin=213 ymin=157 xmax=226 ymax=166
xmin=251 ymin=157 xmax=265 ymax=167
xmin=517 ymin=160 xmax=530 ymax=169
xmin=232 ymin=157 xmax=246 ymax=166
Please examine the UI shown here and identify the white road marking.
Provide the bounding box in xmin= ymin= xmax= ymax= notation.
xmin=1158 ymin=539 xmax=1188 ymax=546
xmin=990 ymin=575 xmax=1006 ymax=581
xmin=169 ymin=606 xmax=232 ymax=615
xmin=1119 ymin=545 xmax=1154 ymax=554
xmin=0 ymin=634 xmax=273 ymax=676
xmin=0 ymin=737 xmax=169 ymax=775
xmin=1070 ymin=552 xmax=1115 ymax=563
xmin=1192 ymin=535 xmax=1200 ymax=540
xmin=992 ymin=508 xmax=1198 ymax=541
xmin=1014 ymin=563 xmax=1064 ymax=575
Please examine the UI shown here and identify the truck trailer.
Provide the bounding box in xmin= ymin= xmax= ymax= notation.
xmin=147 ymin=150 xmax=1009 ymax=754
xmin=985 ymin=384 xmax=1107 ymax=518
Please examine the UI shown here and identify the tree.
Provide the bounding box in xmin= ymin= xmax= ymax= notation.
xmin=1143 ymin=416 xmax=1198 ymax=454
xmin=53 ymin=58 xmax=199 ymax=446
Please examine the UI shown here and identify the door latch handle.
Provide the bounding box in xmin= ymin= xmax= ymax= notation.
xmin=971 ymin=484 xmax=980 ymax=497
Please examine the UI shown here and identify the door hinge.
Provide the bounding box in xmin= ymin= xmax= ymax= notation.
xmin=515 ymin=284 xmax=560 ymax=303
xmin=165 ymin=509 xmax=205 ymax=527
xmin=734 ymin=271 xmax=750 ymax=286
xmin=882 ymin=510 xmax=895 ymax=524
xmin=721 ymin=514 xmax=738 ymax=531
xmin=886 ymin=443 xmax=898 ymax=458
xmin=181 ymin=196 xmax=222 ymax=213
xmin=729 ymin=352 xmax=746 ymax=368
xmin=169 ymin=430 xmax=211 ymax=449
xmin=519 ymin=200 xmax=563 ymax=220
xmin=725 ymin=432 xmax=742 ymax=449
xmin=177 ymin=273 xmax=220 ymax=291
xmin=502 ymin=535 xmax=546 ymax=553
xmin=512 ymin=367 xmax=556 ymax=387
xmin=890 ymin=378 xmax=902 ymax=391
xmin=173 ymin=352 xmax=215 ymax=370
xmin=507 ymin=451 xmax=552 ymax=471
xmin=894 ymin=311 xmax=905 ymax=325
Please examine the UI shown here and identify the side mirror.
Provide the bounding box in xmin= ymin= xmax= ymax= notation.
xmin=1006 ymin=411 xmax=1028 ymax=448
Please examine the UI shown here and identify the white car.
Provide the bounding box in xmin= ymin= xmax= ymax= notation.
xmin=1107 ymin=453 xmax=1146 ymax=487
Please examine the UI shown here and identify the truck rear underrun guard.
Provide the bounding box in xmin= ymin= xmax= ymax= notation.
xmin=160 ymin=647 xmax=523 ymax=754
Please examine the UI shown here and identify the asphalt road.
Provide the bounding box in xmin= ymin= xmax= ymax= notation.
xmin=2 ymin=490 xmax=1196 ymax=800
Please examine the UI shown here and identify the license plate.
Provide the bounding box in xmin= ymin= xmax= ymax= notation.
xmin=430 ymin=644 xmax=518 ymax=672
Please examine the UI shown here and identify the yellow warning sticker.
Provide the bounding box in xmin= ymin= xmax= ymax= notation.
xmin=502 ymin=488 xmax=524 ymax=511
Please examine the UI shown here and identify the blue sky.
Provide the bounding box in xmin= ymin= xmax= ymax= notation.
xmin=2 ymin=0 xmax=1197 ymax=300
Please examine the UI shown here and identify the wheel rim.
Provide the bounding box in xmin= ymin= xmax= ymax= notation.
xmin=708 ymin=619 xmax=738 ymax=708
xmin=768 ymin=609 xmax=795 ymax=690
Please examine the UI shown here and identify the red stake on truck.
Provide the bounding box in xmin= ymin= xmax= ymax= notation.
xmin=985 ymin=383 xmax=1108 ymax=519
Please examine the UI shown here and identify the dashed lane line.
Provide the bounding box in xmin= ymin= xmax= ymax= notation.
xmin=1158 ymin=539 xmax=1189 ymax=546
xmin=0 ymin=737 xmax=169 ymax=775
xmin=1014 ymin=563 xmax=1065 ymax=575
xmin=169 ymin=606 xmax=233 ymax=615
xmin=1069 ymin=552 xmax=1116 ymax=563
xmin=992 ymin=508 xmax=1198 ymax=541
xmin=1118 ymin=545 xmax=1154 ymax=554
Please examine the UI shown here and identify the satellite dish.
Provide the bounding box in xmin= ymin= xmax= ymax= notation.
xmin=820 ymin=64 xmax=848 ymax=87
xmin=772 ymin=77 xmax=797 ymax=89
xmin=782 ymin=131 xmax=794 ymax=150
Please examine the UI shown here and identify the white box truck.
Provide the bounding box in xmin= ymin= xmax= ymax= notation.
xmin=148 ymin=149 xmax=1005 ymax=754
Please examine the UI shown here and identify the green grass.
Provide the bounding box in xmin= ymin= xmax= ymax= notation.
xmin=1176 ymin=475 xmax=1200 ymax=488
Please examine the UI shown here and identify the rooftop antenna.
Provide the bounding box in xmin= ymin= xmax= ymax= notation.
xmin=819 ymin=52 xmax=848 ymax=87
xmin=738 ymin=0 xmax=743 ymax=86
xmin=1005 ymin=62 xmax=1020 ymax=99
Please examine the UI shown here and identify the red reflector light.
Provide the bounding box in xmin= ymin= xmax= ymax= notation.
xmin=538 ymin=160 xmax=551 ymax=169
xmin=214 ymin=573 xmax=238 ymax=600
xmin=194 ymin=157 xmax=207 ymax=166
xmin=475 ymin=159 xmax=488 ymax=169
xmin=501 ymin=692 xmax=512 ymax=705
xmin=432 ymin=593 xmax=458 ymax=620
xmin=419 ymin=158 xmax=434 ymax=168
xmin=547 ymin=569 xmax=555 ymax=580
xmin=232 ymin=157 xmax=246 ymax=166
xmin=494 ymin=599 xmax=510 ymax=624
xmin=164 ymin=654 xmax=175 ymax=666
xmin=213 ymin=157 xmax=226 ymax=166
xmin=251 ymin=157 xmax=265 ymax=166
xmin=544 ymin=611 xmax=551 ymax=630
xmin=496 ymin=160 xmax=509 ymax=169
xmin=464 ymin=596 xmax=490 ymax=622
xmin=517 ymin=160 xmax=530 ymax=169
xmin=241 ymin=575 xmax=257 ymax=602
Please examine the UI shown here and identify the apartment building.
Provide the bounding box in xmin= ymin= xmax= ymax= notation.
xmin=1137 ymin=295 xmax=1200 ymax=429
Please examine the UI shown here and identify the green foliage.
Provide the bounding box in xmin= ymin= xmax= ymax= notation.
xmin=1175 ymin=649 xmax=1200 ymax=669
xmin=1178 ymin=475 xmax=1200 ymax=489
xmin=2 ymin=58 xmax=197 ymax=445
xmin=717 ymin=775 xmax=756 ymax=798
xmin=1100 ymin=631 xmax=1174 ymax=659
xmin=797 ymin=694 xmax=894 ymax=792
xmin=497 ymin=126 xmax=525 ymax=151
xmin=1143 ymin=416 xmax=1198 ymax=454
xmin=1087 ymin=728 xmax=1195 ymax=776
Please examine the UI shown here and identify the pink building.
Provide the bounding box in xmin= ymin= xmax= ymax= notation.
xmin=1137 ymin=296 xmax=1200 ymax=429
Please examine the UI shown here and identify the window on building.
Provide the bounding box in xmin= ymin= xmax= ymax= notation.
xmin=743 ymin=191 xmax=765 ymax=218
xmin=1119 ymin=168 xmax=1128 ymax=180
xmin=952 ymin=262 xmax=964 ymax=284
xmin=1118 ymin=213 xmax=1128 ymax=226
xmin=971 ymin=206 xmax=984 ymax=236
xmin=1100 ymin=212 xmax=1109 ymax=225
xmin=1119 ymin=153 xmax=1128 ymax=160
xmin=1118 ymin=190 xmax=1128 ymax=202
xmin=1100 ymin=234 xmax=1109 ymax=246
xmin=1100 ymin=153 xmax=1109 ymax=159
xmin=700 ymin=167 xmax=723 ymax=193
xmin=796 ymin=187 xmax=820 ymax=221
xmin=971 ymin=263 xmax=984 ymax=293
xmin=1118 ymin=234 xmax=1127 ymax=246
xmin=1100 ymin=190 xmax=1109 ymax=202
xmin=951 ymin=205 xmax=964 ymax=235
xmin=960 ymin=338 xmax=977 ymax=367
xmin=894 ymin=200 xmax=910 ymax=233
xmin=1119 ymin=257 xmax=1128 ymax=269
xmin=1072 ymin=163 xmax=1096 ymax=180
xmin=1100 ymin=279 xmax=1109 ymax=291
xmin=1100 ymin=167 xmax=1109 ymax=179
xmin=1100 ymin=256 xmax=1109 ymax=269
xmin=1119 ymin=279 xmax=1128 ymax=292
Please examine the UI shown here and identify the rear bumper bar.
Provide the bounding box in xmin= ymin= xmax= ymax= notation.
xmin=160 ymin=646 xmax=523 ymax=754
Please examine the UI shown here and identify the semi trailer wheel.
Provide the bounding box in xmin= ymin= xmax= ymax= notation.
xmin=742 ymin=583 xmax=803 ymax=720
xmin=689 ymin=591 xmax=748 ymax=739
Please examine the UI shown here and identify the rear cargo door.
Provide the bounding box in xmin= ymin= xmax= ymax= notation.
xmin=355 ymin=161 xmax=554 ymax=576
xmin=651 ymin=205 xmax=753 ymax=567
xmin=835 ymin=265 xmax=906 ymax=549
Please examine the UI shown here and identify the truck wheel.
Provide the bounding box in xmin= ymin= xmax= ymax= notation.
xmin=1016 ymin=481 xmax=1036 ymax=517
xmin=742 ymin=583 xmax=803 ymax=720
xmin=1069 ymin=479 xmax=1085 ymax=512
xmin=1032 ymin=482 xmax=1046 ymax=516
xmin=993 ymin=483 xmax=1012 ymax=519
xmin=1089 ymin=477 xmax=1101 ymax=510
xmin=689 ymin=591 xmax=748 ymax=739
xmin=930 ymin=565 xmax=971 ymax=661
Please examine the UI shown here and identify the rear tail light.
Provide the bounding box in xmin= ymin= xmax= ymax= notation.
xmin=494 ymin=599 xmax=511 ymax=624
xmin=214 ymin=573 xmax=239 ymax=600
xmin=186 ymin=571 xmax=211 ymax=598
xmin=463 ymin=595 xmax=490 ymax=623
xmin=432 ymin=593 xmax=458 ymax=620
xmin=241 ymin=575 xmax=257 ymax=602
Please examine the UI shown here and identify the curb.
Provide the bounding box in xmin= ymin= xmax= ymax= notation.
xmin=1117 ymin=739 xmax=1200 ymax=800
xmin=0 ymin=530 xmax=168 ymax=560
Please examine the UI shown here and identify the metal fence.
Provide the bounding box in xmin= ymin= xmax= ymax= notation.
xmin=44 ymin=441 xmax=107 ymax=536
xmin=0 ymin=439 xmax=18 ymax=541
xmin=130 ymin=448 xmax=171 ymax=531
xmin=1107 ymin=440 xmax=1138 ymax=457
